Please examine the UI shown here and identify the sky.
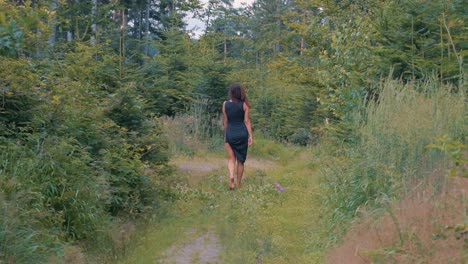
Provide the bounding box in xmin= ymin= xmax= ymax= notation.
xmin=185 ymin=0 xmax=255 ymax=38
xmin=232 ymin=0 xmax=254 ymax=8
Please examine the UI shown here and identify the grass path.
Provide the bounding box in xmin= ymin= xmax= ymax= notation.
xmin=118 ymin=149 xmax=328 ymax=263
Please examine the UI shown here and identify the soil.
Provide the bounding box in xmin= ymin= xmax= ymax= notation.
xmin=170 ymin=156 xmax=277 ymax=186
xmin=159 ymin=229 xmax=221 ymax=264
xmin=326 ymin=176 xmax=467 ymax=264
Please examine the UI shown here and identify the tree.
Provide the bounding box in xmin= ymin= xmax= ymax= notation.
xmin=370 ymin=0 xmax=465 ymax=86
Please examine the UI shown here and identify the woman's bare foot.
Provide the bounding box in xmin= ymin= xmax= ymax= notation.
xmin=229 ymin=178 xmax=235 ymax=190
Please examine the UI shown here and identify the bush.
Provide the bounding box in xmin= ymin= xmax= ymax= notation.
xmin=0 ymin=58 xmax=42 ymax=136
xmin=288 ymin=128 xmax=312 ymax=146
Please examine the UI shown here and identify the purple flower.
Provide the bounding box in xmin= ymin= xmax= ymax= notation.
xmin=275 ymin=183 xmax=285 ymax=192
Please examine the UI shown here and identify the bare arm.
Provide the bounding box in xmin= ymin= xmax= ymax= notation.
xmin=222 ymin=101 xmax=227 ymax=131
xmin=244 ymin=103 xmax=253 ymax=146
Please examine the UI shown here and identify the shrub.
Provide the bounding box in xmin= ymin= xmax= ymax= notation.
xmin=289 ymin=128 xmax=312 ymax=146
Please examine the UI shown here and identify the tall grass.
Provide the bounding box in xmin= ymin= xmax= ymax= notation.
xmin=0 ymin=143 xmax=64 ymax=263
xmin=162 ymin=99 xmax=225 ymax=156
xmin=319 ymin=79 xmax=466 ymax=240
xmin=162 ymin=98 xmax=297 ymax=162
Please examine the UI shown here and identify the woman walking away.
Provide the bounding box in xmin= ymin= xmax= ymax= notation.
xmin=222 ymin=83 xmax=253 ymax=190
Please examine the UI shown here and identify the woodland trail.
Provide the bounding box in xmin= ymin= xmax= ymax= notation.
xmin=158 ymin=156 xmax=279 ymax=263
xmin=118 ymin=150 xmax=326 ymax=264
xmin=159 ymin=228 xmax=221 ymax=263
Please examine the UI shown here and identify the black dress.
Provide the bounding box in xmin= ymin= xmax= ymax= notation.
xmin=225 ymin=100 xmax=249 ymax=163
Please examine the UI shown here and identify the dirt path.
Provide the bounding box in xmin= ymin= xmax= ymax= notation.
xmin=170 ymin=156 xmax=277 ymax=186
xmin=171 ymin=156 xmax=277 ymax=173
xmin=158 ymin=157 xmax=228 ymax=264
xmin=159 ymin=229 xmax=221 ymax=264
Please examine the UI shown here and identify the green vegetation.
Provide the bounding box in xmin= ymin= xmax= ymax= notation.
xmin=1 ymin=0 xmax=466 ymax=262
xmin=318 ymin=79 xmax=466 ymax=242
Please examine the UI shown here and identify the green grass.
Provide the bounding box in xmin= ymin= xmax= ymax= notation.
xmin=248 ymin=134 xmax=294 ymax=163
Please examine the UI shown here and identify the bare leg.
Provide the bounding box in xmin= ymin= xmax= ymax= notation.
xmin=237 ymin=161 xmax=244 ymax=188
xmin=224 ymin=143 xmax=236 ymax=189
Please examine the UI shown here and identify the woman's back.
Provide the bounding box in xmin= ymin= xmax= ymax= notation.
xmin=225 ymin=101 xmax=245 ymax=125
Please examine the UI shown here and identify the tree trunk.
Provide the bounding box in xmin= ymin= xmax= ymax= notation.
xmin=300 ymin=37 xmax=304 ymax=55
xmin=48 ymin=0 xmax=58 ymax=48
xmin=145 ymin=0 xmax=150 ymax=57
xmin=255 ymin=51 xmax=259 ymax=67
xmin=91 ymin=0 xmax=97 ymax=46
xmin=275 ymin=0 xmax=281 ymax=52
xmin=224 ymin=37 xmax=227 ymax=62
xmin=137 ymin=10 xmax=142 ymax=40
xmin=119 ymin=9 xmax=126 ymax=80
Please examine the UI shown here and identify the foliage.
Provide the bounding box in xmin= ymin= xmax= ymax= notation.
xmin=107 ymin=85 xmax=147 ymax=131
xmin=319 ymin=79 xmax=466 ymax=240
xmin=0 ymin=58 xmax=42 ymax=135
xmin=0 ymin=19 xmax=24 ymax=57
xmin=371 ymin=0 xmax=466 ymax=85
xmin=0 ymin=2 xmax=173 ymax=260
xmin=0 ymin=1 xmax=50 ymax=58
xmin=426 ymin=136 xmax=467 ymax=178
xmin=0 ymin=142 xmax=64 ymax=263
xmin=143 ymin=28 xmax=195 ymax=116
xmin=192 ymin=53 xmax=231 ymax=116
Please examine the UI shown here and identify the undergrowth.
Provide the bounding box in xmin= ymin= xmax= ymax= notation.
xmin=0 ymin=55 xmax=173 ymax=263
xmin=318 ymin=79 xmax=466 ymax=243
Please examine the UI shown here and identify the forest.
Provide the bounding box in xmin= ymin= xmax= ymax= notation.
xmin=0 ymin=0 xmax=466 ymax=263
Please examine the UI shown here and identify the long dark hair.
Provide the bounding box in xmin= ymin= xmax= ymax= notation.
xmin=228 ymin=83 xmax=249 ymax=107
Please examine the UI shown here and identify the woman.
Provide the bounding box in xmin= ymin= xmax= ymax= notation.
xmin=222 ymin=83 xmax=253 ymax=190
